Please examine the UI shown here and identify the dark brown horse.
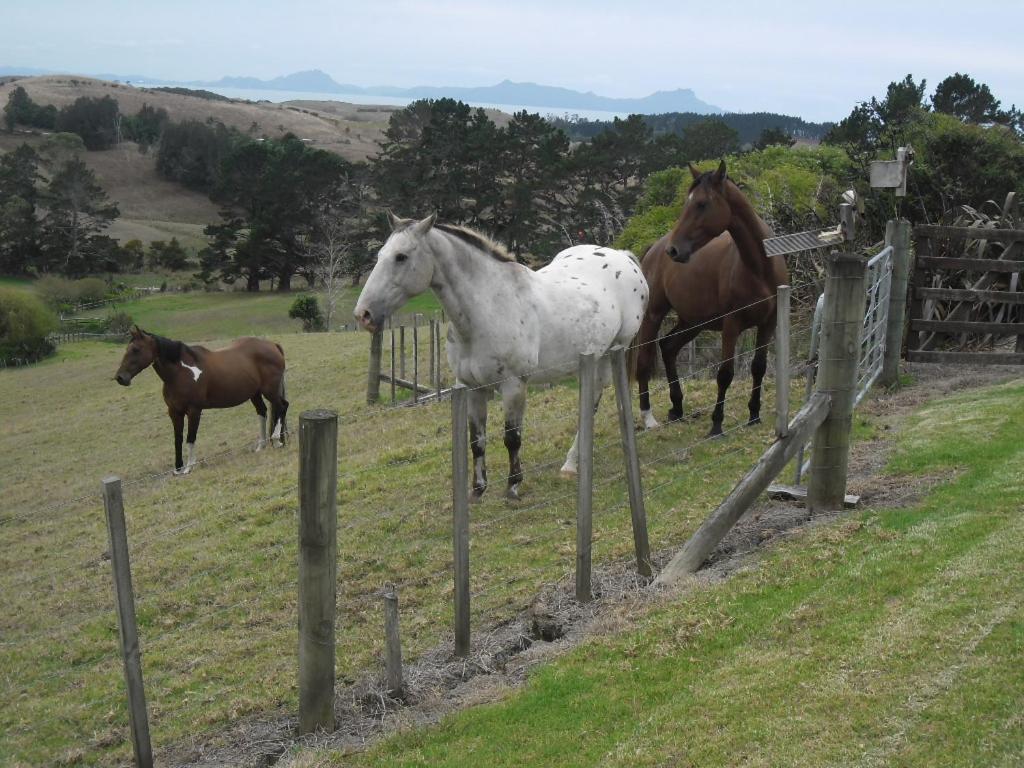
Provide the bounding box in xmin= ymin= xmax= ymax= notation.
xmin=115 ymin=327 xmax=289 ymax=474
xmin=635 ymin=160 xmax=788 ymax=436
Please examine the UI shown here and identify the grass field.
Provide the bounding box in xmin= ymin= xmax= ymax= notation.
xmin=64 ymin=286 xmax=442 ymax=341
xmin=4 ymin=291 xmax=1021 ymax=766
xmin=1 ymin=313 xmax=798 ymax=765
xmin=293 ymin=378 xmax=1024 ymax=768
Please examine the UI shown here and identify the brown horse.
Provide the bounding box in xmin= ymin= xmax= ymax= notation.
xmin=635 ymin=160 xmax=788 ymax=437
xmin=114 ymin=327 xmax=289 ymax=474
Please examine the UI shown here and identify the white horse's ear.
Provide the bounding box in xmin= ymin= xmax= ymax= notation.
xmin=412 ymin=212 xmax=437 ymax=236
xmin=386 ymin=209 xmax=408 ymax=231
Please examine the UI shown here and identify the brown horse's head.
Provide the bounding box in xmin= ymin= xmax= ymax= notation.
xmin=115 ymin=326 xmax=158 ymax=386
xmin=665 ymin=160 xmax=732 ymax=264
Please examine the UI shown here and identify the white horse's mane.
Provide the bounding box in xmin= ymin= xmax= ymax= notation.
xmin=434 ymin=222 xmax=515 ymax=263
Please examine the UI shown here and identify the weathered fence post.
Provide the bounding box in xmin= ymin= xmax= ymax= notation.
xmin=399 ymin=325 xmax=406 ymax=380
xmin=389 ymin=324 xmax=397 ymax=404
xmin=775 ymin=284 xmax=791 ymax=438
xmin=576 ymin=353 xmax=597 ymax=603
xmin=298 ymin=409 xmax=338 ymax=734
xmin=102 ymin=476 xmax=154 ymax=768
xmin=367 ymin=330 xmax=383 ymax=404
xmin=880 ymin=219 xmax=912 ymax=387
xmin=412 ymin=318 xmax=420 ymax=405
xmin=657 ymin=391 xmax=832 ymax=584
xmin=382 ymin=584 xmax=403 ymax=697
xmin=451 ymin=385 xmax=471 ymax=656
xmin=610 ymin=346 xmax=651 ymax=577
xmin=428 ymin=318 xmax=436 ymax=395
xmin=807 ymin=252 xmax=867 ymax=513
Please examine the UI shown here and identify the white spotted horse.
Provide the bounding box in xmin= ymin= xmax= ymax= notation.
xmin=354 ymin=212 xmax=648 ymax=500
xmin=115 ymin=327 xmax=288 ymax=474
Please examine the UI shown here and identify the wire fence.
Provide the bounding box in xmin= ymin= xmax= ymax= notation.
xmin=2 ymin=270 xmax=847 ymax=764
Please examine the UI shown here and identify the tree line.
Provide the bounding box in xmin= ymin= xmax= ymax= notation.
xmin=3 ymin=71 xmax=1022 ymax=288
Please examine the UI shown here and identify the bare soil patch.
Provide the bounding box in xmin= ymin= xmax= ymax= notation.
xmin=164 ymin=363 xmax=1021 ymax=767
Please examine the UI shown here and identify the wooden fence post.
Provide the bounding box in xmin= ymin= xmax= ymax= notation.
xmin=657 ymin=392 xmax=832 ymax=584
xmin=775 ymin=284 xmax=791 ymax=438
xmin=880 ymin=219 xmax=912 ymax=387
xmin=807 ymin=252 xmax=867 ymax=513
xmin=389 ymin=324 xmax=397 ymax=404
xmin=451 ymin=385 xmax=471 ymax=656
xmin=576 ymin=353 xmax=597 ymax=603
xmin=382 ymin=585 xmax=403 ymax=697
xmin=298 ymin=409 xmax=338 ymax=734
xmin=102 ymin=476 xmax=154 ymax=768
xmin=610 ymin=346 xmax=651 ymax=577
xmin=367 ymin=330 xmax=383 ymax=404
xmin=412 ymin=318 xmax=420 ymax=405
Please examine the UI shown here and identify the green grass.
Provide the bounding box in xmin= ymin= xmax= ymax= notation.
xmin=65 ymin=287 xmax=442 ymax=342
xmin=0 ymin=326 xmax=792 ymax=766
xmin=294 ymin=378 xmax=1024 ymax=768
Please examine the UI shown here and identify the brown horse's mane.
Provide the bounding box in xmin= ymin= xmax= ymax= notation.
xmin=688 ymin=171 xmax=746 ymax=193
xmin=144 ymin=331 xmax=194 ymax=364
xmin=435 ymin=222 xmax=515 ymax=263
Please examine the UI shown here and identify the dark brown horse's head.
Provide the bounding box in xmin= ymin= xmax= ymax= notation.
xmin=115 ymin=326 xmax=158 ymax=386
xmin=665 ymin=160 xmax=732 ymax=264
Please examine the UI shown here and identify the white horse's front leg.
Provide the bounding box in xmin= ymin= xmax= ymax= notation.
xmin=500 ymin=378 xmax=528 ymax=500
xmin=468 ymin=387 xmax=491 ymax=500
xmin=561 ymin=369 xmax=608 ymax=478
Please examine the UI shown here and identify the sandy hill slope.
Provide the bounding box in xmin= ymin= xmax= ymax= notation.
xmin=0 ymin=75 xmax=389 ymax=161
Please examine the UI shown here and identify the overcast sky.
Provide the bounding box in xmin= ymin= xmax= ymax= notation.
xmin=3 ymin=0 xmax=1023 ymax=121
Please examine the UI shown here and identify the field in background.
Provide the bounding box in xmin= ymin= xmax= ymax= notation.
xmin=64 ymin=287 xmax=442 ymax=341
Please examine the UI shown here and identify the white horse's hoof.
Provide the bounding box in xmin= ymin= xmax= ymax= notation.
xmin=255 ymin=440 xmax=267 ymax=452
xmin=641 ymin=410 xmax=660 ymax=430
xmin=559 ymin=466 xmax=577 ymax=480
xmin=173 ymin=466 xmax=191 ymax=476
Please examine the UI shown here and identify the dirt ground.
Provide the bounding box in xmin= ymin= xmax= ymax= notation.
xmin=165 ymin=363 xmax=1021 ymax=768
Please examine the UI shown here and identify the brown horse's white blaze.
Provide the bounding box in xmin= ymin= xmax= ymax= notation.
xmin=635 ymin=160 xmax=788 ymax=437
xmin=114 ymin=327 xmax=289 ymax=474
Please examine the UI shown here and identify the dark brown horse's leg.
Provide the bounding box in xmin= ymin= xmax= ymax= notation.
xmin=185 ymin=408 xmax=202 ymax=472
xmin=468 ymin=387 xmax=490 ymax=500
xmin=635 ymin=311 xmax=666 ymax=430
xmin=659 ymin=323 xmax=701 ymax=422
xmin=710 ymin=319 xmax=739 ymax=437
xmin=170 ymin=409 xmax=185 ymax=474
xmin=251 ymin=394 xmax=268 ymax=450
xmin=747 ymin=323 xmax=772 ymax=426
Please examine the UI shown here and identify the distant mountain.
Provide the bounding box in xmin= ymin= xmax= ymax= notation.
xmin=131 ymin=70 xmax=722 ymax=115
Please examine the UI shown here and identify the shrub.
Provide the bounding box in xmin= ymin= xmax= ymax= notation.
xmin=0 ymin=287 xmax=58 ymax=364
xmin=288 ymin=294 xmax=325 ymax=331
xmin=104 ymin=311 xmax=134 ymax=336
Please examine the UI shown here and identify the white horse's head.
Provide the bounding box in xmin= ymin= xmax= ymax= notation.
xmin=354 ymin=211 xmax=437 ymax=332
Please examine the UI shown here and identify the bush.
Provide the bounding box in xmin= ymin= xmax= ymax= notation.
xmin=0 ymin=287 xmax=58 ymax=364
xmin=288 ymin=295 xmax=325 ymax=331
xmin=35 ymin=275 xmax=109 ymax=311
xmin=104 ymin=310 xmax=134 ymax=336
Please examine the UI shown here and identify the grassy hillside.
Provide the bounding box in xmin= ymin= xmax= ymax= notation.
xmin=0 ymin=322 xmax=794 ymax=766
xmin=0 ymin=75 xmax=389 ymax=161
xmin=305 ymin=379 xmax=1024 ymax=768
xmin=65 ymin=287 xmax=442 ymax=340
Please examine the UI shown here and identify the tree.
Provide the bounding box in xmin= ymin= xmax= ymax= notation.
xmin=0 ymin=144 xmax=41 ymax=273
xmin=38 ymin=158 xmax=120 ymax=274
xmin=755 ymin=127 xmax=796 ymax=149
xmin=213 ymin=134 xmax=349 ymax=290
xmin=681 ymin=119 xmax=741 ymax=162
xmin=156 ymin=119 xmax=240 ymax=192
xmin=932 ymin=73 xmax=1021 ymax=133
xmin=55 ymin=96 xmax=120 ymax=150
xmin=3 ymin=86 xmax=57 ymax=131
xmin=288 ymin=295 xmax=324 ymax=331
xmin=147 ymin=238 xmax=189 ymax=270
xmin=122 ymin=103 xmax=169 ymax=151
